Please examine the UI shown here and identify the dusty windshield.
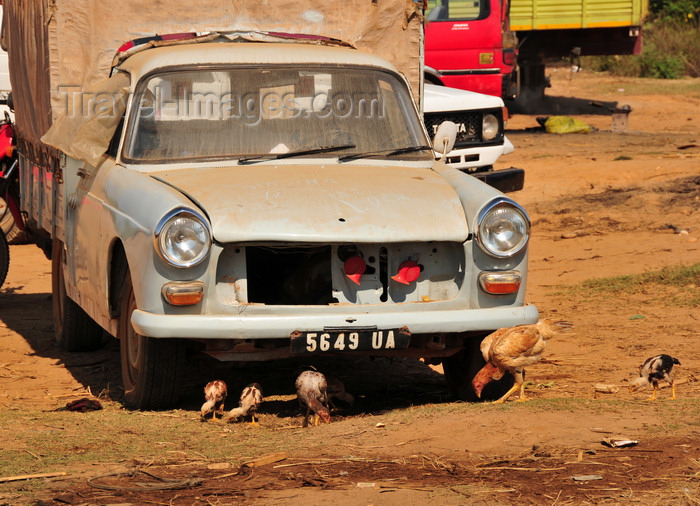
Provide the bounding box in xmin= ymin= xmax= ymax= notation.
xmin=123 ymin=66 xmax=429 ymax=163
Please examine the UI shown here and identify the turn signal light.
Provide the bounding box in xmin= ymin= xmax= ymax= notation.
xmin=478 ymin=271 xmax=521 ymax=294
xmin=344 ymin=256 xmax=366 ymax=285
xmin=392 ymin=260 xmax=421 ymax=285
xmin=161 ymin=281 xmax=205 ymax=306
xmin=502 ymin=48 xmax=517 ymax=66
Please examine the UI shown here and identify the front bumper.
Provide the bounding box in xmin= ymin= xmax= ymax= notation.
xmin=132 ymin=304 xmax=539 ymax=339
xmin=436 ymin=136 xmax=514 ymax=171
xmin=473 ymin=167 xmax=525 ymax=193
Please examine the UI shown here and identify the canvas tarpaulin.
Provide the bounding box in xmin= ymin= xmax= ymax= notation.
xmin=41 ymin=72 xmax=130 ymax=167
xmin=4 ymin=0 xmax=423 ymax=165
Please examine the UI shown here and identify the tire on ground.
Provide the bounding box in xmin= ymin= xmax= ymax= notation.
xmin=119 ymin=273 xmax=185 ymax=410
xmin=0 ymin=199 xmax=31 ymax=244
xmin=51 ymin=238 xmax=104 ymax=351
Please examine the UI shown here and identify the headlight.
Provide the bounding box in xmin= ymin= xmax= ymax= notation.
xmin=482 ymin=113 xmax=500 ymax=141
xmin=477 ymin=199 xmax=529 ymax=257
xmin=154 ymin=208 xmax=212 ymax=268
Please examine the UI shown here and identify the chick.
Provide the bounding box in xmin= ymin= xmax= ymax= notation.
xmin=295 ymin=370 xmax=331 ymax=427
xmin=224 ymin=383 xmax=264 ymax=424
xmin=201 ymin=380 xmax=227 ymax=420
xmin=629 ymin=354 xmax=681 ymax=400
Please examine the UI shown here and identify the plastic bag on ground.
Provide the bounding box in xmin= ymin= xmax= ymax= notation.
xmin=544 ymin=115 xmax=592 ymax=134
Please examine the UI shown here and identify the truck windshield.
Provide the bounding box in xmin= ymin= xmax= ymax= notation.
xmin=426 ymin=0 xmax=489 ymax=21
xmin=123 ymin=66 xmax=429 ymax=163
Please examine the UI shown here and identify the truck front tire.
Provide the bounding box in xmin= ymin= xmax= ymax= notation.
xmin=119 ymin=273 xmax=185 ymax=410
xmin=51 ymin=239 xmax=104 ymax=351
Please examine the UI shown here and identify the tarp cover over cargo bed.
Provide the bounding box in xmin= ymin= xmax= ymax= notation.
xmin=2 ymin=0 xmax=423 ymax=164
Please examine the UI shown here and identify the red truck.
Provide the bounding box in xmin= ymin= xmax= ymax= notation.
xmin=424 ymin=0 xmax=519 ymax=100
xmin=425 ymin=0 xmax=647 ymax=101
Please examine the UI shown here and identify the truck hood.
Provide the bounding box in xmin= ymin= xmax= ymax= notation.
xmin=151 ymin=164 xmax=469 ymax=243
xmin=424 ymin=83 xmax=505 ymax=111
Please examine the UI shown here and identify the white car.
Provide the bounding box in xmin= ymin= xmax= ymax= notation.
xmin=24 ymin=40 xmax=538 ymax=409
xmin=423 ymin=83 xmax=523 ymax=192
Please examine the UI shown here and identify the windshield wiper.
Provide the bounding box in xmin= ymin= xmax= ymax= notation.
xmin=338 ymin=145 xmax=433 ymax=163
xmin=238 ymin=144 xmax=356 ymax=164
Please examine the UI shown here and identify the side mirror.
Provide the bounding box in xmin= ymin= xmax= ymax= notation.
xmin=433 ymin=121 xmax=457 ymax=158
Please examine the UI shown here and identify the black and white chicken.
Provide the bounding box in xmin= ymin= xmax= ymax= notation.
xmin=629 ymin=354 xmax=681 ymax=400
xmin=224 ymin=383 xmax=264 ymax=424
xmin=201 ymin=380 xmax=228 ymax=420
xmin=295 ymin=370 xmax=331 ymax=427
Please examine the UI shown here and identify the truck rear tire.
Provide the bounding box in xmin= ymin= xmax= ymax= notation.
xmin=119 ymin=273 xmax=185 ymax=410
xmin=0 ymin=230 xmax=8 ymax=288
xmin=443 ymin=336 xmax=514 ymax=401
xmin=51 ymin=239 xmax=104 ymax=351
xmin=0 ymin=200 xmax=30 ymax=244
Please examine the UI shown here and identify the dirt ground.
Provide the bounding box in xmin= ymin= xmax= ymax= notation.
xmin=1 ymin=69 xmax=699 ymax=504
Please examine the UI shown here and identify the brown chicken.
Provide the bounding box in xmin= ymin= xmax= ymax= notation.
xmin=295 ymin=370 xmax=331 ymax=427
xmin=224 ymin=383 xmax=264 ymax=424
xmin=200 ymin=380 xmax=228 ymax=420
xmin=472 ymin=320 xmax=572 ymax=403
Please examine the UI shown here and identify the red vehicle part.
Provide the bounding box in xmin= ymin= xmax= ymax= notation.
xmin=424 ymin=0 xmax=518 ymax=100
xmin=0 ymin=121 xmax=13 ymax=156
xmin=0 ymin=116 xmax=27 ymax=242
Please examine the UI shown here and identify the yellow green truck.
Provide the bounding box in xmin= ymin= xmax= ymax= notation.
xmin=510 ymin=0 xmax=649 ymax=98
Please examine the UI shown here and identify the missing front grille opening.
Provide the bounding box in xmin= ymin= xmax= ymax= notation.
xmin=246 ymin=246 xmax=335 ymax=305
xmin=379 ymin=246 xmax=388 ymax=302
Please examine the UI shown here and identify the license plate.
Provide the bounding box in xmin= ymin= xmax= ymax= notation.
xmin=290 ymin=327 xmax=410 ymax=354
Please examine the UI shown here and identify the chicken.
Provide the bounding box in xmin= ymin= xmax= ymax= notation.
xmin=295 ymin=370 xmax=331 ymax=427
xmin=326 ymin=376 xmax=355 ymax=410
xmin=629 ymin=354 xmax=681 ymax=400
xmin=224 ymin=383 xmax=264 ymax=424
xmin=201 ymin=380 xmax=227 ymax=420
xmin=472 ymin=319 xmax=572 ymax=403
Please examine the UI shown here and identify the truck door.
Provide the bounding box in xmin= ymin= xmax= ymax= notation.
xmin=425 ymin=0 xmax=518 ymax=99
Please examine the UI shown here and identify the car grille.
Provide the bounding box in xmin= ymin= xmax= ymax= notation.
xmin=424 ymin=109 xmax=503 ymax=148
xmin=424 ymin=111 xmax=481 ymax=147
xmin=214 ymin=242 xmax=465 ymax=306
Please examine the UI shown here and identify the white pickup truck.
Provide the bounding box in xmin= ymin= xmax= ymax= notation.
xmin=424 ymin=84 xmax=523 ymax=193
xmin=5 ymin=2 xmax=537 ymax=409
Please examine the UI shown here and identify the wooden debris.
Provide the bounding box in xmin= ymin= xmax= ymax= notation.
xmin=602 ymin=438 xmax=638 ymax=448
xmin=207 ymin=462 xmax=231 ymax=470
xmin=477 ymin=466 xmax=566 ymax=472
xmin=0 ymin=472 xmax=67 ymax=483
xmin=241 ymin=452 xmax=288 ymax=468
xmin=572 ymin=475 xmax=603 ymax=481
xmin=87 ymin=469 xmax=202 ymax=491
xmin=594 ymin=384 xmax=619 ymax=394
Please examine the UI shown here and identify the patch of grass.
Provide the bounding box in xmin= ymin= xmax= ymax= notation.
xmin=571 ymin=72 xmax=700 ymax=97
xmin=554 ymin=263 xmax=700 ymax=307
xmin=614 ymin=155 xmax=633 ymax=161
xmin=0 ymin=406 xmax=302 ymax=479
xmin=585 ymin=19 xmax=700 ymax=78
